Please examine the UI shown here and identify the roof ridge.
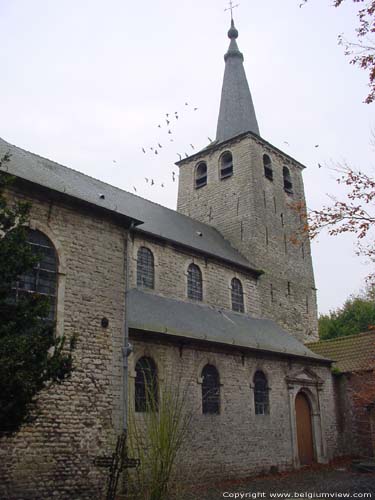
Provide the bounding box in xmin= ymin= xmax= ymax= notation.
xmin=0 ymin=136 xmax=243 ymax=235
xmin=307 ymin=330 xmax=375 ymax=346
xmin=0 ymin=136 xmax=254 ymax=270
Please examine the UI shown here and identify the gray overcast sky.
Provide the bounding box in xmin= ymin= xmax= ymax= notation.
xmin=1 ymin=0 xmax=374 ymax=314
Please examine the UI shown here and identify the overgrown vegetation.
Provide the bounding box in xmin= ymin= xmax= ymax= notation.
xmin=127 ymin=375 xmax=192 ymax=500
xmin=319 ymin=288 xmax=375 ymax=339
xmin=0 ymin=153 xmax=75 ymax=435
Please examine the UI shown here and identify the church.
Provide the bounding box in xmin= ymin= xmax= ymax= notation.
xmin=0 ymin=17 xmax=343 ymax=500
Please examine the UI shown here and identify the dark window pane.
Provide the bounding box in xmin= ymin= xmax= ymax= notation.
xmin=135 ymin=357 xmax=158 ymax=412
xmin=202 ymin=364 xmax=220 ymax=414
xmin=220 ymin=152 xmax=233 ymax=179
xmin=263 ymin=154 xmax=273 ymax=181
xmin=283 ymin=167 xmax=293 ymax=193
xmin=137 ymin=247 xmax=154 ymax=289
xmin=195 ymin=162 xmax=207 ymax=189
xmin=231 ymin=278 xmax=244 ymax=313
xmin=187 ymin=264 xmax=202 ymax=301
xmin=254 ymin=371 xmax=270 ymax=415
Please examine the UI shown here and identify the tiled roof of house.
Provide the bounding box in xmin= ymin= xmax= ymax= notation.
xmin=306 ymin=331 xmax=375 ymax=373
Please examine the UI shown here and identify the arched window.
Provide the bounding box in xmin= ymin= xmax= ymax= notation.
xmin=202 ymin=364 xmax=220 ymax=414
xmin=187 ymin=263 xmax=202 ymax=301
xmin=220 ymin=151 xmax=233 ymax=179
xmin=195 ymin=162 xmax=207 ymax=189
xmin=283 ymin=166 xmax=293 ymax=194
xmin=13 ymin=229 xmax=58 ymax=321
xmin=137 ymin=247 xmax=154 ymax=289
xmin=135 ymin=356 xmax=158 ymax=412
xmin=254 ymin=371 xmax=270 ymax=415
xmin=231 ymin=278 xmax=244 ymax=313
xmin=263 ymin=154 xmax=273 ymax=181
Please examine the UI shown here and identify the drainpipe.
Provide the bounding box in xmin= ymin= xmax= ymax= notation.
xmin=122 ymin=221 xmax=135 ymax=434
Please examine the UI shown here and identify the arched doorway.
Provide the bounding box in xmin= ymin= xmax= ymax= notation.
xmin=295 ymin=392 xmax=314 ymax=465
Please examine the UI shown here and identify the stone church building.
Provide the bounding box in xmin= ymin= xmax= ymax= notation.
xmin=1 ymin=19 xmax=343 ymax=500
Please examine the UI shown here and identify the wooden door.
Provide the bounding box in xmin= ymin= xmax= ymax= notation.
xmin=295 ymin=392 xmax=314 ymax=465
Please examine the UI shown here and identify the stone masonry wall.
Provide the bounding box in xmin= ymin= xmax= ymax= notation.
xmin=177 ymin=135 xmax=318 ymax=342
xmin=129 ymin=233 xmax=261 ymax=315
xmin=129 ymin=336 xmax=341 ymax=483
xmin=0 ymin=185 xmax=127 ymax=500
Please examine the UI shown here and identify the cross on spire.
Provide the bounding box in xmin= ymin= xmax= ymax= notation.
xmin=224 ymin=0 xmax=240 ymax=20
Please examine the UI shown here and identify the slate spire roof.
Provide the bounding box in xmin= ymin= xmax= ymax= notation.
xmin=216 ymin=19 xmax=260 ymax=143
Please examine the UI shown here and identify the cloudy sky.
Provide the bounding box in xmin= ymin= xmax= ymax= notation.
xmin=0 ymin=0 xmax=374 ymax=314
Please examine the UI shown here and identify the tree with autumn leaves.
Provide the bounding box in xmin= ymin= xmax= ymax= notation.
xmin=302 ymin=0 xmax=374 ymax=104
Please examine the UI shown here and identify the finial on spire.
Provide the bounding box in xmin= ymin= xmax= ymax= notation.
xmin=224 ymin=1 xmax=240 ymax=21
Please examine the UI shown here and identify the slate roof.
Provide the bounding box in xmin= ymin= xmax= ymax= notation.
xmin=128 ymin=289 xmax=329 ymax=362
xmin=0 ymin=137 xmax=259 ymax=273
xmin=216 ymin=20 xmax=260 ymax=143
xmin=306 ymin=332 xmax=375 ymax=373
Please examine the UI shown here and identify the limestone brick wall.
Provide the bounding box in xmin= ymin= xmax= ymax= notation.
xmin=177 ymin=135 xmax=318 ymax=342
xmin=0 ymin=185 xmax=127 ymax=500
xmin=129 ymin=336 xmax=341 ymax=482
xmin=129 ymin=233 xmax=261 ymax=316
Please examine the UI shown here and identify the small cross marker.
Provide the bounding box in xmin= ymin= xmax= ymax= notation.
xmin=224 ymin=0 xmax=240 ymax=20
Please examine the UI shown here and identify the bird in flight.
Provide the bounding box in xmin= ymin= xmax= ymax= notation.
xmin=145 ymin=177 xmax=149 ymax=183
xmin=190 ymin=144 xmax=195 ymax=150
xmin=142 ymin=148 xmax=146 ymax=153
xmin=172 ymin=171 xmax=176 ymax=182
xmin=151 ymin=179 xmax=154 ymax=186
xmin=133 ymin=186 xmax=137 ymax=193
xmin=314 ymin=144 xmax=319 ymax=148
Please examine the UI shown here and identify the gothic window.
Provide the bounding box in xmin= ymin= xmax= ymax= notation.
xmin=220 ymin=151 xmax=233 ymax=179
xmin=231 ymin=278 xmax=244 ymax=313
xmin=13 ymin=229 xmax=58 ymax=321
xmin=283 ymin=166 xmax=293 ymax=194
xmin=187 ymin=263 xmax=202 ymax=301
xmin=135 ymin=356 xmax=158 ymax=412
xmin=137 ymin=247 xmax=154 ymax=289
xmin=202 ymin=364 xmax=220 ymax=414
xmin=195 ymin=162 xmax=207 ymax=189
xmin=263 ymin=154 xmax=273 ymax=181
xmin=254 ymin=371 xmax=270 ymax=415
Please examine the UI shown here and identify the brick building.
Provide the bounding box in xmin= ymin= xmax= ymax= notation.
xmin=308 ymin=332 xmax=375 ymax=458
xmin=0 ymin=19 xmax=343 ymax=500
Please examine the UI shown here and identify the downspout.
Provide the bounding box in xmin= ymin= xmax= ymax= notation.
xmin=123 ymin=221 xmax=135 ymax=434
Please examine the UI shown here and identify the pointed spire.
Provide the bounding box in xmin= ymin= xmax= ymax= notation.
xmin=216 ymin=19 xmax=260 ymax=143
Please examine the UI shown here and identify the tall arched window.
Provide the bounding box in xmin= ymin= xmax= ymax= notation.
xmin=187 ymin=263 xmax=202 ymax=301
xmin=195 ymin=162 xmax=207 ymax=189
xmin=137 ymin=247 xmax=154 ymax=289
xmin=254 ymin=371 xmax=270 ymax=415
xmin=135 ymin=356 xmax=158 ymax=412
xmin=13 ymin=229 xmax=58 ymax=321
xmin=263 ymin=154 xmax=273 ymax=181
xmin=283 ymin=166 xmax=293 ymax=194
xmin=220 ymin=151 xmax=233 ymax=179
xmin=202 ymin=364 xmax=220 ymax=414
xmin=231 ymin=278 xmax=244 ymax=313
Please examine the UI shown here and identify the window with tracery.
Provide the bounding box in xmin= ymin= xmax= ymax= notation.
xmin=254 ymin=370 xmax=270 ymax=415
xmin=231 ymin=278 xmax=244 ymax=313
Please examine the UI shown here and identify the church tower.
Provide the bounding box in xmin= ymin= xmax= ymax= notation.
xmin=177 ymin=18 xmax=318 ymax=342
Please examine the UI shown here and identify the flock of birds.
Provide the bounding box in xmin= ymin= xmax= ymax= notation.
xmin=132 ymin=102 xmax=200 ymax=194
xmin=108 ymin=101 xmax=324 ymax=196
